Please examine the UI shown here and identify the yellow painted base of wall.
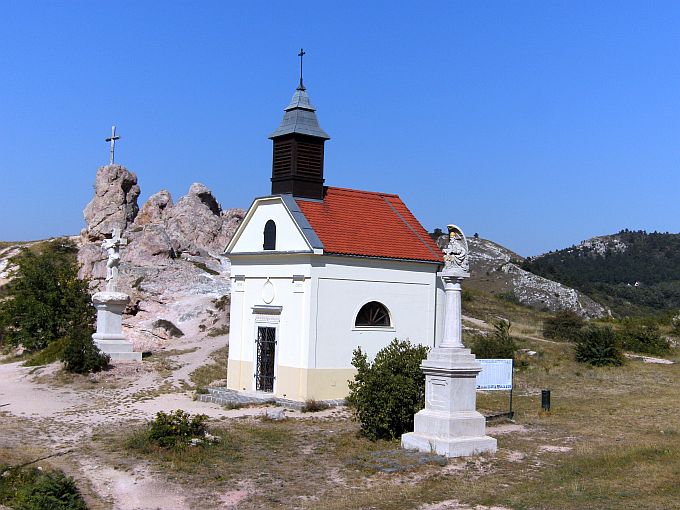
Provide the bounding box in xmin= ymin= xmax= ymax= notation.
xmin=227 ymin=358 xmax=356 ymax=401
xmin=226 ymin=359 xmax=253 ymax=392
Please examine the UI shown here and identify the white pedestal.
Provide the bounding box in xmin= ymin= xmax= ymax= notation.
xmin=92 ymin=291 xmax=141 ymax=361
xmin=402 ymin=348 xmax=497 ymax=457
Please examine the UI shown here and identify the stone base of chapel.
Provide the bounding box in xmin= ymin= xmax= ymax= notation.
xmin=226 ymin=359 xmax=355 ymax=401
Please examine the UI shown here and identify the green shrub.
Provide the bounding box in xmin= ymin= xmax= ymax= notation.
xmin=0 ymin=239 xmax=94 ymax=353
xmin=146 ymin=410 xmax=209 ymax=448
xmin=496 ymin=292 xmax=520 ymax=305
xmin=346 ymin=339 xmax=428 ymax=441
xmin=0 ymin=465 xmax=87 ymax=510
xmin=543 ymin=310 xmax=586 ymax=342
xmin=60 ymin=325 xmax=109 ymax=374
xmin=469 ymin=319 xmax=517 ymax=360
xmin=301 ymin=399 xmax=330 ymax=413
xmin=616 ymin=322 xmax=670 ymax=357
xmin=575 ymin=326 xmax=624 ymax=366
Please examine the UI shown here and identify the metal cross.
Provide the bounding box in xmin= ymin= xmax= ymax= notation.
xmin=105 ymin=125 xmax=120 ymax=165
xmin=297 ymin=48 xmax=306 ymax=90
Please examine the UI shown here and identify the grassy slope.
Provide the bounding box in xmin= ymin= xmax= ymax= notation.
xmin=94 ymin=290 xmax=679 ymax=509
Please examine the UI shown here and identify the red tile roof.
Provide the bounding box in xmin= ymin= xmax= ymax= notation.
xmin=296 ymin=187 xmax=444 ymax=263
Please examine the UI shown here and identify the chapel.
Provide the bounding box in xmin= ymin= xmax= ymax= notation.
xmin=225 ymin=67 xmax=446 ymax=401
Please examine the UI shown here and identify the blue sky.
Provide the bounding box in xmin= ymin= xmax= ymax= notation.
xmin=1 ymin=2 xmax=679 ymax=256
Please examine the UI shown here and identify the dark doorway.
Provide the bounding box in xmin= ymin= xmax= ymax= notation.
xmin=255 ymin=326 xmax=276 ymax=392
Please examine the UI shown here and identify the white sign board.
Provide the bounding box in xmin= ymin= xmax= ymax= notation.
xmin=476 ymin=359 xmax=513 ymax=390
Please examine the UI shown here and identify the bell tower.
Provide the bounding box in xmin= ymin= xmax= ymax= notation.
xmin=269 ymin=49 xmax=330 ymax=200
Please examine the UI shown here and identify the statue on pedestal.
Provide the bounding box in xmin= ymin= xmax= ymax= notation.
xmin=91 ymin=228 xmax=141 ymax=361
xmin=401 ymin=224 xmax=496 ymax=457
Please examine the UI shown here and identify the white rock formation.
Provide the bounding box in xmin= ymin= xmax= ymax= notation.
xmin=78 ymin=164 xmax=245 ymax=352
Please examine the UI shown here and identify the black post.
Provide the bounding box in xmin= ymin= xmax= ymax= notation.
xmin=509 ymin=367 xmax=514 ymax=419
xmin=541 ymin=389 xmax=551 ymax=411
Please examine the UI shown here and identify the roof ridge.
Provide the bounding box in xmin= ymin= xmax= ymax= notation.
xmin=380 ymin=196 xmax=442 ymax=261
xmin=325 ymin=186 xmax=399 ymax=198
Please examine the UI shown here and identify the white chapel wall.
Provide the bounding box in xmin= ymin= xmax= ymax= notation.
xmin=227 ymin=255 xmax=313 ymax=396
xmin=230 ymin=198 xmax=311 ymax=253
xmin=310 ymin=256 xmax=441 ymax=369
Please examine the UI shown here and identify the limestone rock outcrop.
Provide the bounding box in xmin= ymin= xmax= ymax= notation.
xmin=435 ymin=234 xmax=605 ymax=318
xmin=78 ymin=165 xmax=245 ymax=351
xmin=165 ymin=183 xmax=243 ymax=256
xmin=82 ymin=165 xmax=140 ymax=241
xmin=134 ymin=190 xmax=172 ymax=226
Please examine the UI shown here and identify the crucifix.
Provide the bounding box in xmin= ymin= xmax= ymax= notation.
xmin=297 ymin=48 xmax=306 ymax=91
xmin=102 ymin=227 xmax=127 ymax=292
xmin=105 ymin=125 xmax=120 ymax=165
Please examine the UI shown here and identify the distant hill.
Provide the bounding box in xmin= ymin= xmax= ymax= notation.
xmin=431 ymin=231 xmax=605 ymax=318
xmin=522 ymin=230 xmax=680 ymax=316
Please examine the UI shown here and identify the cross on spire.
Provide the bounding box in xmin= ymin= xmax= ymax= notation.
xmin=297 ymin=48 xmax=306 ymax=91
xmin=105 ymin=125 xmax=120 ymax=165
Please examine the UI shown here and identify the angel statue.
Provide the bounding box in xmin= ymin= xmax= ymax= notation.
xmin=443 ymin=224 xmax=469 ymax=272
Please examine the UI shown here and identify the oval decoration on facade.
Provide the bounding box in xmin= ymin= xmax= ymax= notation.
xmin=262 ymin=278 xmax=275 ymax=304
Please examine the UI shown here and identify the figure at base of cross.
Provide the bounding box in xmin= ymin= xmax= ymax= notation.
xmin=102 ymin=228 xmax=127 ymax=292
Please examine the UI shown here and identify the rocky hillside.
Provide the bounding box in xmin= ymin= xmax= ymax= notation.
xmin=77 ymin=164 xmax=244 ymax=351
xmin=522 ymin=230 xmax=680 ymax=316
xmin=434 ymin=234 xmax=606 ymax=318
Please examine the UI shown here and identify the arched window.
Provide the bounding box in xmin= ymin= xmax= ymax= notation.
xmin=263 ymin=220 xmax=276 ymax=250
xmin=355 ymin=301 xmax=391 ymax=327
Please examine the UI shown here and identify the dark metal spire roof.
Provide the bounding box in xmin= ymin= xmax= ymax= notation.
xmin=269 ymin=86 xmax=330 ymax=140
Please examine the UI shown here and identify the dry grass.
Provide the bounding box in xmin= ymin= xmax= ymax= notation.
xmin=98 ymin=330 xmax=680 ymax=510
xmin=189 ymin=346 xmax=228 ymax=389
xmin=5 ymin=288 xmax=677 ymax=509
xmin=95 ymin=291 xmax=680 ymax=509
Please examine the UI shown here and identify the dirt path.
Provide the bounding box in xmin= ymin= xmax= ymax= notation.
xmin=462 ymin=314 xmax=561 ymax=345
xmin=0 ymin=335 xmax=243 ymax=509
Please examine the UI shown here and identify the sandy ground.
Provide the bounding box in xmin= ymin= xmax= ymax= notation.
xmin=0 ymin=333 xmax=551 ymax=510
xmin=0 ymin=333 xmax=348 ymax=510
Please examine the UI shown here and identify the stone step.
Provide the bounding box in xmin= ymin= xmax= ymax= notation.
xmin=108 ymin=351 xmax=142 ymax=361
xmin=197 ymin=387 xmax=345 ymax=410
xmin=94 ymin=340 xmax=135 ymax=353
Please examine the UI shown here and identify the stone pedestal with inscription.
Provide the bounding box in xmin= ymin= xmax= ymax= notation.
xmin=91 ymin=228 xmax=142 ymax=361
xmin=92 ymin=291 xmax=141 ymax=361
xmin=402 ymin=225 xmax=497 ymax=457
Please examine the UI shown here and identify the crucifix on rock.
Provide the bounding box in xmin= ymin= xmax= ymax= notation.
xmin=105 ymin=126 xmax=120 ymax=165
xmin=102 ymin=227 xmax=127 ymax=291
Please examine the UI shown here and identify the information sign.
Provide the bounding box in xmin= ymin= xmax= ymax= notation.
xmin=476 ymin=359 xmax=513 ymax=390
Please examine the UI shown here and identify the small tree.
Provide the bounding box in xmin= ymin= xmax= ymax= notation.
xmin=469 ymin=319 xmax=517 ymax=360
xmin=60 ymin=325 xmax=109 ymax=374
xmin=0 ymin=239 xmax=94 ymax=352
xmin=346 ymin=339 xmax=428 ymax=441
xmin=616 ymin=322 xmax=670 ymax=357
xmin=575 ymin=326 xmax=624 ymax=366
xmin=543 ymin=310 xmax=585 ymax=342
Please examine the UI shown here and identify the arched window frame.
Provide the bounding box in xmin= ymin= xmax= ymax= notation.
xmin=263 ymin=220 xmax=276 ymax=250
xmin=353 ymin=301 xmax=394 ymax=329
